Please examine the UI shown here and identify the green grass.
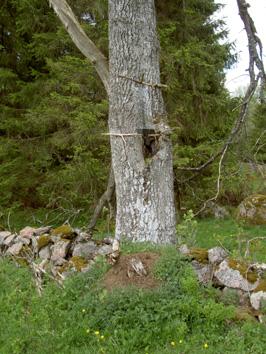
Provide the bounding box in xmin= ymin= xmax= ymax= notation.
xmin=1 ymin=211 xmax=266 ymax=353
xmin=1 ymin=245 xmax=266 ymax=354
xmin=196 ymin=218 xmax=266 ymax=263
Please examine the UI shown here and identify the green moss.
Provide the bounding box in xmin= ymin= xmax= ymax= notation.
xmin=58 ymin=262 xmax=70 ymax=274
xmin=52 ymin=225 xmax=75 ymax=239
xmin=228 ymin=258 xmax=259 ymax=283
xmin=37 ymin=235 xmax=51 ymax=250
xmin=234 ymin=307 xmax=257 ymax=322
xmin=254 ymin=280 xmax=266 ymax=293
xmin=70 ymin=256 xmax=88 ymax=272
xmin=189 ymin=248 xmax=209 ymax=264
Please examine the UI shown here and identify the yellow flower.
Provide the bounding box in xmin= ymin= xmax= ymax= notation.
xmin=82 ymin=309 xmax=86 ymax=313
xmin=179 ymin=339 xmax=183 ymax=344
xmin=86 ymin=329 xmax=90 ymax=334
xmin=170 ymin=341 xmax=176 ymax=346
xmin=94 ymin=331 xmax=100 ymax=336
xmin=204 ymin=343 xmax=208 ymax=349
xmin=100 ymin=335 xmax=105 ymax=340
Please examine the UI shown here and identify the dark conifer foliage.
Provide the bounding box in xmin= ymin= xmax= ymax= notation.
xmin=0 ymin=0 xmax=260 ymax=215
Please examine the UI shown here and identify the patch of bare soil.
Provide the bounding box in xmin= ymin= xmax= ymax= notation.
xmin=103 ymin=252 xmax=160 ymax=291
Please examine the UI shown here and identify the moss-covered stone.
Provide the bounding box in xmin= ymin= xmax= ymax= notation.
xmin=52 ymin=225 xmax=75 ymax=240
xmin=70 ymin=256 xmax=88 ymax=272
xmin=236 ymin=194 xmax=266 ymax=225
xmin=234 ymin=307 xmax=257 ymax=322
xmin=228 ymin=258 xmax=259 ymax=283
xmin=254 ymin=280 xmax=266 ymax=293
xmin=37 ymin=235 xmax=51 ymax=250
xmin=189 ymin=248 xmax=209 ymax=264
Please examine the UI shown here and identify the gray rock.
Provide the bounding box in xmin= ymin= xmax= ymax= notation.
xmin=250 ymin=291 xmax=266 ymax=310
xmin=97 ymin=244 xmax=113 ymax=255
xmin=39 ymin=245 xmax=51 ymax=260
xmin=208 ymin=247 xmax=228 ymax=264
xmin=236 ymin=194 xmax=266 ymax=225
xmin=33 ymin=226 xmax=52 ymax=236
xmin=6 ymin=242 xmax=24 ymax=256
xmin=179 ymin=244 xmax=190 ymax=255
xmin=3 ymin=234 xmax=16 ymax=246
xmin=214 ymin=260 xmax=259 ymax=292
xmin=192 ymin=260 xmax=213 ymax=284
xmin=51 ymin=240 xmax=71 ymax=263
xmin=19 ymin=226 xmax=36 ymax=239
xmin=17 ymin=236 xmax=31 ymax=246
xmin=0 ymin=231 xmax=12 ymax=245
xmin=72 ymin=241 xmax=98 ymax=259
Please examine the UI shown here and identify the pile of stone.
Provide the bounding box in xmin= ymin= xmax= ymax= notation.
xmin=0 ymin=225 xmax=118 ymax=279
xmin=180 ymin=245 xmax=266 ymax=318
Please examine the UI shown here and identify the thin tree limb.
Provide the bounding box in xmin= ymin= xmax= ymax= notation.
xmin=87 ymin=168 xmax=115 ymax=231
xmin=178 ymin=0 xmax=265 ymax=182
xmin=48 ymin=0 xmax=115 ymax=228
xmin=48 ymin=0 xmax=110 ymax=94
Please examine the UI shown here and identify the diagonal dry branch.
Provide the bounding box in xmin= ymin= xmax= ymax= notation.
xmin=48 ymin=0 xmax=115 ymax=228
xmin=48 ymin=0 xmax=110 ymax=94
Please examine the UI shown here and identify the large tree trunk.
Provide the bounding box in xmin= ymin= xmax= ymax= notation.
xmin=108 ymin=0 xmax=176 ymax=243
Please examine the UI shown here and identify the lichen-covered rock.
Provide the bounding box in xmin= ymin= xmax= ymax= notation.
xmin=98 ymin=244 xmax=113 ymax=255
xmin=214 ymin=259 xmax=259 ymax=292
xmin=236 ymin=194 xmax=266 ymax=225
xmin=204 ymin=201 xmax=230 ymax=219
xmin=3 ymin=234 xmax=16 ymax=246
xmin=17 ymin=236 xmax=31 ymax=246
xmin=51 ymin=240 xmax=71 ymax=263
xmin=179 ymin=244 xmax=190 ymax=255
xmin=19 ymin=226 xmax=36 ymax=239
xmin=72 ymin=241 xmax=98 ymax=259
xmin=191 ymin=260 xmax=212 ymax=284
xmin=39 ymin=245 xmax=51 ymax=260
xmin=37 ymin=235 xmax=52 ymax=250
xmin=208 ymin=247 xmax=228 ymax=264
xmin=69 ymin=256 xmax=88 ymax=271
xmin=6 ymin=242 xmax=24 ymax=256
xmin=52 ymin=225 xmax=75 ymax=239
xmin=34 ymin=226 xmax=52 ymax=236
xmin=0 ymin=231 xmax=12 ymax=245
xmin=189 ymin=248 xmax=209 ymax=263
xmin=250 ymin=291 xmax=266 ymax=311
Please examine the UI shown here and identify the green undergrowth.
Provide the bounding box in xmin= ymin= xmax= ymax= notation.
xmin=1 ymin=246 xmax=266 ymax=354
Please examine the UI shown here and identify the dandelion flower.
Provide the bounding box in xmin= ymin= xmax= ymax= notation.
xmin=82 ymin=309 xmax=86 ymax=313
xmin=100 ymin=335 xmax=105 ymax=340
xmin=94 ymin=331 xmax=100 ymax=335
xmin=204 ymin=343 xmax=208 ymax=349
xmin=170 ymin=341 xmax=176 ymax=346
xmin=179 ymin=339 xmax=183 ymax=344
xmin=86 ymin=329 xmax=90 ymax=334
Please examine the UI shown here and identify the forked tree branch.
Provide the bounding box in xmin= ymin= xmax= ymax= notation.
xmin=178 ymin=0 xmax=265 ymax=182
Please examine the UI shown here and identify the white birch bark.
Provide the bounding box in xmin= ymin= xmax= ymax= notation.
xmin=109 ymin=0 xmax=176 ymax=243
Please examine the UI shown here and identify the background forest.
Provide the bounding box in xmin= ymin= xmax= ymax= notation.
xmin=0 ymin=0 xmax=265 ymax=226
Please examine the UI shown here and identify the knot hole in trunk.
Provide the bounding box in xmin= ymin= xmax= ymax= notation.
xmin=137 ymin=128 xmax=160 ymax=159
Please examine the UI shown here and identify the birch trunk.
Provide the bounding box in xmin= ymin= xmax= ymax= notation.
xmin=109 ymin=0 xmax=176 ymax=243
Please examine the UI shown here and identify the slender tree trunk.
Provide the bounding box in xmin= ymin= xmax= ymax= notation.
xmin=108 ymin=0 xmax=176 ymax=243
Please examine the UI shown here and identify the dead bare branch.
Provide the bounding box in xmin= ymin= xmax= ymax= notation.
xmin=48 ymin=0 xmax=109 ymax=94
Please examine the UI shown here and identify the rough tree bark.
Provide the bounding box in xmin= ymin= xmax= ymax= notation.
xmin=108 ymin=0 xmax=176 ymax=243
xmin=49 ymin=0 xmax=177 ymax=243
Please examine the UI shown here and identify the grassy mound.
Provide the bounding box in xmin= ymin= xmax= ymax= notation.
xmin=1 ymin=243 xmax=266 ymax=354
